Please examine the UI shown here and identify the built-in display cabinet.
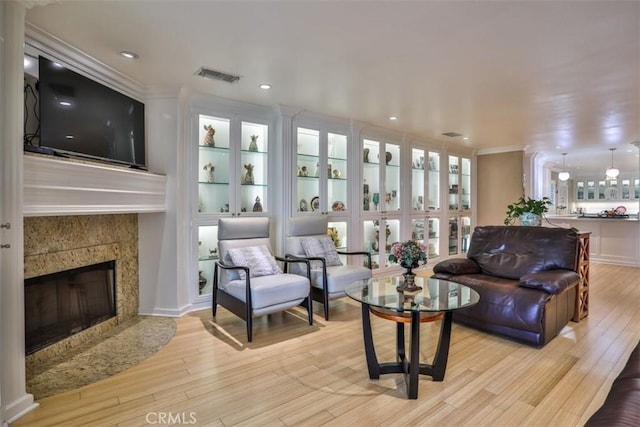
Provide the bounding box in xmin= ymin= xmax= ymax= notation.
xmin=197 ymin=115 xmax=271 ymax=215
xmin=291 ymin=120 xmax=356 ymax=267
xmin=191 ymin=103 xmax=275 ymax=298
xmin=295 ymin=126 xmax=349 ymax=217
xmin=190 ymin=101 xmax=475 ymax=301
xmin=362 ymin=137 xmax=403 ymax=272
xmin=409 ymin=147 xmax=442 ymax=259
xmin=575 ymin=177 xmax=640 ymax=201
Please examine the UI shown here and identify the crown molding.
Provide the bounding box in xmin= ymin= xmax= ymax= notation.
xmin=24 ymin=22 xmax=146 ymax=101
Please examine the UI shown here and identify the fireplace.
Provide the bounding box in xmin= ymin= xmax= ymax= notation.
xmin=25 ymin=261 xmax=116 ymax=355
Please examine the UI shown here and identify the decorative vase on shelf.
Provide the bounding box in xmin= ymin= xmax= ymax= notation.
xmin=248 ymin=135 xmax=259 ymax=152
xmin=202 ymin=125 xmax=215 ymax=147
xmin=198 ymin=271 xmax=207 ymax=292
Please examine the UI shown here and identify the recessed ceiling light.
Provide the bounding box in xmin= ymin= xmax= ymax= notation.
xmin=59 ymin=101 xmax=72 ymax=107
xmin=259 ymin=83 xmax=271 ymax=90
xmin=389 ymin=116 xmax=398 ymax=121
xmin=120 ymin=51 xmax=139 ymax=59
xmin=463 ymin=137 xmax=470 ymax=140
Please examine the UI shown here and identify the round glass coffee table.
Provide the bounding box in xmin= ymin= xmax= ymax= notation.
xmin=345 ymin=276 xmax=479 ymax=399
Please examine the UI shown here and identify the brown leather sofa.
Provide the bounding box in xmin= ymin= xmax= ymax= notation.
xmin=585 ymin=341 xmax=640 ymax=426
xmin=432 ymin=226 xmax=580 ymax=347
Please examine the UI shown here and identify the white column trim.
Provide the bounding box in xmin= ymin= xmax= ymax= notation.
xmin=1 ymin=1 xmax=37 ymax=424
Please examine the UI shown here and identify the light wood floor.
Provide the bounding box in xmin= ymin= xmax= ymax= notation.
xmin=12 ymin=263 xmax=640 ymax=427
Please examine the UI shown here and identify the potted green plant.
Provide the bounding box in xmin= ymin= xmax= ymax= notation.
xmin=504 ymin=196 xmax=551 ymax=226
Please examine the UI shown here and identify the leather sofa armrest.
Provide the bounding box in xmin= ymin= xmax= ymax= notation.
xmin=433 ymin=258 xmax=482 ymax=275
xmin=519 ymin=270 xmax=579 ymax=294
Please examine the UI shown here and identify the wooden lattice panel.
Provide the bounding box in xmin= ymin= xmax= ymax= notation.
xmin=573 ymin=232 xmax=591 ymax=321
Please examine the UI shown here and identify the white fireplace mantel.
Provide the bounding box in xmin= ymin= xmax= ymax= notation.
xmin=23 ymin=154 xmax=167 ymax=216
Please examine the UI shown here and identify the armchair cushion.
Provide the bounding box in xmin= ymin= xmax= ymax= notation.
xmin=519 ymin=270 xmax=580 ymax=294
xmin=227 ymin=245 xmax=282 ymax=279
xmin=433 ymin=258 xmax=482 ymax=275
xmin=224 ymin=273 xmax=310 ymax=312
xmin=301 ymin=236 xmax=343 ymax=268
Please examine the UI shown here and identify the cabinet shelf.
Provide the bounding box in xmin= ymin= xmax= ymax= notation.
xmin=199 ymin=145 xmax=229 ymax=152
xmin=241 ymin=149 xmax=267 ymax=155
xmin=199 ymin=181 xmax=229 ymax=185
xmin=364 ymin=161 xmax=399 ymax=168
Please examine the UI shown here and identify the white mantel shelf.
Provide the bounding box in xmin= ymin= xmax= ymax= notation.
xmin=23 ymin=154 xmax=167 ymax=216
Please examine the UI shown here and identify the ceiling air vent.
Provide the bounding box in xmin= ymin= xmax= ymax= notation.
xmin=442 ymin=132 xmax=463 ymax=138
xmin=195 ymin=67 xmax=240 ymax=83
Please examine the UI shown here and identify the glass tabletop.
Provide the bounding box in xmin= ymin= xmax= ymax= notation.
xmin=345 ymin=276 xmax=480 ymax=313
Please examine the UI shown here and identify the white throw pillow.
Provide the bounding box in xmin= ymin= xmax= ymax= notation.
xmin=227 ymin=245 xmax=282 ymax=280
xmin=301 ymin=236 xmax=343 ymax=269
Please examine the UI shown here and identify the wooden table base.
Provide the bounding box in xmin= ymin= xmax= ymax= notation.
xmin=361 ymin=304 xmax=453 ymax=399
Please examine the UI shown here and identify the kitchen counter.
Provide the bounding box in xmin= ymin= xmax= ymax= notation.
xmin=546 ymin=214 xmax=639 ymax=221
xmin=544 ymin=215 xmax=640 ymax=267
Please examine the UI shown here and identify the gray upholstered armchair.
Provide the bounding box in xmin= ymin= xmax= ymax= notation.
xmin=213 ymin=217 xmax=313 ymax=342
xmin=285 ymin=217 xmax=372 ymax=320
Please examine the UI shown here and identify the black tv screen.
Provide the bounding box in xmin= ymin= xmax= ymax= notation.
xmin=38 ymin=56 xmax=146 ymax=168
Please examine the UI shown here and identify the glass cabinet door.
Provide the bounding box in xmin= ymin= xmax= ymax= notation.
xmin=327 ymin=132 xmax=348 ymax=212
xmin=448 ymin=156 xmax=459 ymax=211
xmin=385 ymin=144 xmax=401 ymax=211
xmin=576 ymin=181 xmax=585 ymax=200
xmin=412 ymin=217 xmax=440 ymax=260
xmin=461 ymin=157 xmax=471 ymax=210
xmin=621 ymin=179 xmax=630 ymax=199
xmin=598 ymin=180 xmax=607 ymax=200
xmin=411 ymin=149 xmax=440 ymax=212
xmin=411 ymin=148 xmax=425 ymax=212
xmin=362 ymin=139 xmax=380 ymax=212
xmin=197 ymin=225 xmax=218 ymax=296
xmin=296 ymin=127 xmax=349 ymax=214
xmin=587 ymin=181 xmax=595 ymax=200
xmin=198 ymin=115 xmax=231 ymax=213
xmin=460 ymin=216 xmax=471 ymax=254
xmin=448 ymin=154 xmax=471 ymax=212
xmin=240 ymin=121 xmax=270 ymax=213
xmin=448 ymin=217 xmax=458 ymax=255
xmin=296 ymin=127 xmax=320 ymax=213
xmin=428 ymin=152 xmax=440 ymax=211
xmin=428 ymin=218 xmax=440 ymax=258
xmin=634 ymin=178 xmax=640 ymax=199
xmin=363 ymin=219 xmax=400 ymax=270
xmin=363 ymin=139 xmax=401 ymax=213
xmin=197 ymin=115 xmax=269 ymax=214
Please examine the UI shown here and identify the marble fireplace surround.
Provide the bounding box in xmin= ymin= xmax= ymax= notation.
xmin=24 ymin=214 xmax=139 ymax=370
xmin=22 ymin=154 xmax=167 ymax=371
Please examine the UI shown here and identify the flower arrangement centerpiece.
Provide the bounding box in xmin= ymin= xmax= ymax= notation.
xmin=388 ymin=240 xmax=427 ymax=292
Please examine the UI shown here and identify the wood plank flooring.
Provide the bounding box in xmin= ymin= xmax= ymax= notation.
xmin=12 ymin=263 xmax=640 ymax=427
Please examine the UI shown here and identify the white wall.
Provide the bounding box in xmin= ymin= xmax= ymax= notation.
xmin=138 ymin=93 xmax=186 ymax=316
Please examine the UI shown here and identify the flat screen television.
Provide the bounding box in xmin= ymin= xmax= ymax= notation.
xmin=37 ymin=56 xmax=146 ymax=169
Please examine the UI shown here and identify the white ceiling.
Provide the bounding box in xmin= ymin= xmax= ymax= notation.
xmin=25 ymin=0 xmax=640 ymax=176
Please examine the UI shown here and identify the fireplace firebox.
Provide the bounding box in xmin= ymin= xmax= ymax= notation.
xmin=25 ymin=260 xmax=116 ymax=355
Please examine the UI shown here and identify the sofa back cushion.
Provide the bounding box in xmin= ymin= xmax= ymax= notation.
xmin=467 ymin=226 xmax=578 ymax=280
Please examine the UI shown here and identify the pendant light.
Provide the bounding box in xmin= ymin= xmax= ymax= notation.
xmin=558 ymin=153 xmax=570 ymax=181
xmin=605 ymin=148 xmax=620 ymax=179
